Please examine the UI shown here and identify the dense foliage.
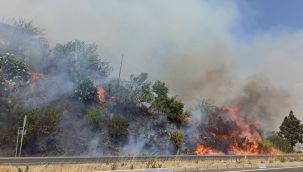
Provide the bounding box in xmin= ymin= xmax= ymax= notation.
xmin=85 ymin=106 xmax=105 ymax=130
xmin=267 ymin=132 xmax=293 ymax=153
xmin=279 ymin=111 xmax=303 ymax=147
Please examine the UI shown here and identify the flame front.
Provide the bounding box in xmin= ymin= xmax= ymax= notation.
xmin=195 ymin=106 xmax=278 ymax=155
xmin=97 ymin=86 xmax=105 ymax=104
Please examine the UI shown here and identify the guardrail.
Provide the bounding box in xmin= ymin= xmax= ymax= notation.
xmin=0 ymin=154 xmax=302 ymax=165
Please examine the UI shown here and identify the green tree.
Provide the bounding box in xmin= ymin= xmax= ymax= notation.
xmin=170 ymin=130 xmax=183 ymax=154
xmin=151 ymin=80 xmax=186 ymax=125
xmin=127 ymin=73 xmax=154 ymax=105
xmin=199 ymin=98 xmax=215 ymax=114
xmin=75 ymin=79 xmax=97 ymax=104
xmin=0 ymin=53 xmax=30 ymax=82
xmin=267 ymin=132 xmax=293 ymax=153
xmin=279 ymin=111 xmax=303 ymax=147
xmin=51 ymin=40 xmax=112 ymax=80
xmin=85 ymin=106 xmax=105 ymax=130
xmin=152 ymin=80 xmax=169 ymax=112
xmin=0 ymin=19 xmax=49 ymax=58
xmin=108 ymin=116 xmax=129 ymax=144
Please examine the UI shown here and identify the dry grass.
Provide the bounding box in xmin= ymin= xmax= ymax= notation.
xmin=1 ymin=158 xmax=303 ymax=172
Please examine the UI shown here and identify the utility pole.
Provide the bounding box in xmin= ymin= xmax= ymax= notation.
xmin=18 ymin=115 xmax=27 ymax=157
xmin=117 ymin=54 xmax=124 ymax=89
xmin=15 ymin=127 xmax=21 ymax=157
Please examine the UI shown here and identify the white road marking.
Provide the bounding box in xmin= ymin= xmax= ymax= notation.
xmin=225 ymin=166 xmax=303 ymax=172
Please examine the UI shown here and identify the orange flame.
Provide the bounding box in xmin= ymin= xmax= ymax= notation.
xmin=195 ymin=144 xmax=224 ymax=155
xmin=30 ymin=72 xmax=42 ymax=90
xmin=30 ymin=72 xmax=42 ymax=83
xmin=195 ymin=106 xmax=277 ymax=155
xmin=97 ymin=86 xmax=105 ymax=104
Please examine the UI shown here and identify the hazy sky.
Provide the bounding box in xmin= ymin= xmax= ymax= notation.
xmin=1 ymin=0 xmax=303 ymax=119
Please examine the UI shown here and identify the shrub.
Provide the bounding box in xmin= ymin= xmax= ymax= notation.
xmin=108 ymin=116 xmax=129 ymax=143
xmin=17 ymin=107 xmax=60 ymax=137
xmin=170 ymin=130 xmax=183 ymax=154
xmin=75 ymin=79 xmax=97 ymax=104
xmin=257 ymin=139 xmax=273 ymax=154
xmin=267 ymin=132 xmax=293 ymax=153
xmin=85 ymin=106 xmax=105 ymax=130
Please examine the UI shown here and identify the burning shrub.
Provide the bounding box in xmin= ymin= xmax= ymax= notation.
xmin=194 ymin=106 xmax=277 ymax=155
xmin=108 ymin=116 xmax=129 ymax=144
xmin=170 ymin=130 xmax=183 ymax=154
xmin=257 ymin=139 xmax=273 ymax=154
xmin=75 ymin=79 xmax=97 ymax=104
xmin=85 ymin=106 xmax=105 ymax=130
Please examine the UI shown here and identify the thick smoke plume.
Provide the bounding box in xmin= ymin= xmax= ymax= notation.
xmin=0 ymin=0 xmax=300 ymax=156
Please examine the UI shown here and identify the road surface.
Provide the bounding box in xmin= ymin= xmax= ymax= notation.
xmin=0 ymin=154 xmax=303 ymax=165
xmin=223 ymin=166 xmax=303 ymax=172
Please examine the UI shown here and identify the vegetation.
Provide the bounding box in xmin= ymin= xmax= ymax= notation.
xmin=85 ymin=106 xmax=105 ymax=130
xmin=279 ymin=110 xmax=303 ymax=147
xmin=170 ymin=130 xmax=183 ymax=154
xmin=267 ymin=132 xmax=293 ymax=153
xmin=1 ymin=19 xmax=301 ymax=156
xmin=16 ymin=107 xmax=60 ymax=137
xmin=51 ymin=40 xmax=112 ymax=80
xmin=108 ymin=116 xmax=129 ymax=144
xmin=0 ymin=53 xmax=30 ymax=82
xmin=75 ymin=79 xmax=97 ymax=104
xmin=127 ymin=73 xmax=154 ymax=106
xmin=257 ymin=139 xmax=273 ymax=154
xmin=152 ymin=80 xmax=187 ymax=125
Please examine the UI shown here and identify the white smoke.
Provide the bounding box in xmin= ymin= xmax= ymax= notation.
xmin=0 ymin=0 xmax=302 ymax=128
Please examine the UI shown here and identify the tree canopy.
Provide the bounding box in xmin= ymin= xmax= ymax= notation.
xmin=279 ymin=110 xmax=303 ymax=147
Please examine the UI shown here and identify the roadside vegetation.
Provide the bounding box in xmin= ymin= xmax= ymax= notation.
xmin=1 ymin=19 xmax=303 ymax=156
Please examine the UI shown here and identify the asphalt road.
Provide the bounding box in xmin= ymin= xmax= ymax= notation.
xmin=222 ymin=166 xmax=303 ymax=172
xmin=0 ymin=154 xmax=303 ymax=165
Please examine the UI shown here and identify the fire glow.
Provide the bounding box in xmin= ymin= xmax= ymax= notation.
xmin=30 ymin=72 xmax=42 ymax=90
xmin=97 ymin=86 xmax=105 ymax=104
xmin=195 ymin=106 xmax=277 ymax=155
xmin=30 ymin=72 xmax=42 ymax=83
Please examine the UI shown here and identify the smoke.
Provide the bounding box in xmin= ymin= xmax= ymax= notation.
xmin=0 ymin=0 xmax=302 ymax=155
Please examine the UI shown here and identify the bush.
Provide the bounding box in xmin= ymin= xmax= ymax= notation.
xmin=0 ymin=53 xmax=30 ymax=82
xmin=85 ymin=106 xmax=105 ymax=130
xmin=170 ymin=130 xmax=183 ymax=154
xmin=257 ymin=139 xmax=273 ymax=154
xmin=17 ymin=107 xmax=60 ymax=137
xmin=267 ymin=132 xmax=293 ymax=153
xmin=75 ymin=79 xmax=97 ymax=104
xmin=108 ymin=116 xmax=129 ymax=143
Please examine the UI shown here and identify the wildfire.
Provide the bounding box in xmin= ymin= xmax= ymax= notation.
xmin=195 ymin=144 xmax=224 ymax=155
xmin=30 ymin=72 xmax=42 ymax=83
xmin=195 ymin=106 xmax=277 ymax=155
xmin=30 ymin=72 xmax=42 ymax=90
xmin=97 ymin=86 xmax=105 ymax=104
